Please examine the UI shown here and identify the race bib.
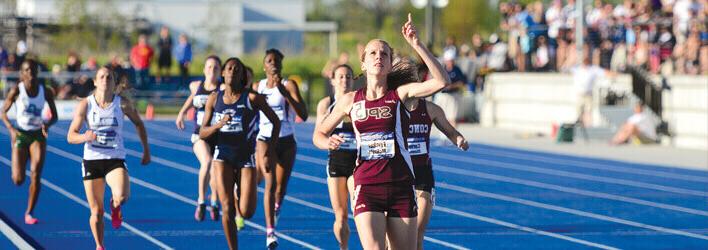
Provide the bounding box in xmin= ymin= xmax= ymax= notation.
xmin=406 ymin=137 xmax=428 ymax=155
xmin=359 ymin=132 xmax=395 ymax=160
xmin=196 ymin=111 xmax=205 ymax=125
xmin=92 ymin=129 xmax=118 ymax=148
xmin=337 ymin=132 xmax=357 ymax=151
xmin=193 ymin=95 xmax=209 ymax=108
xmin=217 ymin=114 xmax=242 ymax=133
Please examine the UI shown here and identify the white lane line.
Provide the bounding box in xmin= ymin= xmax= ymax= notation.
xmin=0 ymin=168 xmax=36 ymax=250
xmin=41 ymin=142 xmax=321 ymax=250
xmin=430 ymin=152 xmax=708 ymax=197
xmin=288 ymin=124 xmax=708 ymax=182
xmin=437 ymin=182 xmax=708 ymax=241
xmin=0 ymin=156 xmax=174 ymax=250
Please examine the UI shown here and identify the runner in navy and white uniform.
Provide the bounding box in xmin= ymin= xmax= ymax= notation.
xmin=315 ymin=64 xmax=356 ymax=249
xmin=1 ymin=59 xmax=58 ymax=225
xmin=176 ymin=55 xmax=222 ymax=221
xmin=313 ymin=14 xmax=450 ymax=249
xmin=200 ymin=57 xmax=281 ymax=250
xmin=404 ymin=98 xmax=468 ymax=250
xmin=67 ymin=66 xmax=151 ymax=250
xmin=254 ymin=49 xmax=308 ymax=249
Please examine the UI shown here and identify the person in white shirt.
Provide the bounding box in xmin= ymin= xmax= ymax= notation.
xmin=570 ymin=57 xmax=610 ymax=126
xmin=611 ymin=103 xmax=658 ymax=145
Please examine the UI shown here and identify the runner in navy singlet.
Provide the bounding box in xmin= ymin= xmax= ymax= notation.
xmin=404 ymin=98 xmax=468 ymax=250
xmin=313 ymin=14 xmax=451 ymax=250
xmin=315 ymin=64 xmax=356 ymax=249
xmin=175 ymin=55 xmax=222 ymax=221
xmin=199 ymin=57 xmax=281 ymax=250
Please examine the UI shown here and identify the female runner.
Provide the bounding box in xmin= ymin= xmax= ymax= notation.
xmin=315 ymin=64 xmax=356 ymax=249
xmin=200 ymin=57 xmax=281 ymax=250
xmin=313 ymin=14 xmax=450 ymax=249
xmin=254 ymin=48 xmax=308 ymax=248
xmin=1 ymin=59 xmax=58 ymax=224
xmin=175 ymin=55 xmax=222 ymax=221
xmin=67 ymin=66 xmax=151 ymax=250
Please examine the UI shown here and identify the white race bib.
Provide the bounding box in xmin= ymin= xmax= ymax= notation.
xmin=406 ymin=137 xmax=428 ymax=156
xmin=359 ymin=132 xmax=395 ymax=160
xmin=337 ymin=132 xmax=357 ymax=151
xmin=91 ymin=129 xmax=118 ymax=148
xmin=196 ymin=111 xmax=205 ymax=125
xmin=193 ymin=95 xmax=209 ymax=108
xmin=217 ymin=114 xmax=243 ymax=133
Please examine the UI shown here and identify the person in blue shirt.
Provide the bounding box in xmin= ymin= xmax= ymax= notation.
xmin=174 ymin=34 xmax=193 ymax=87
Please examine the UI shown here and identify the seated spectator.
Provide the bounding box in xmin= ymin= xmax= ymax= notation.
xmin=532 ymin=36 xmax=551 ymax=71
xmin=611 ymin=102 xmax=658 ymax=145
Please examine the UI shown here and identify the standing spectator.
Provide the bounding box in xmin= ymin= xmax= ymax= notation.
xmin=434 ymin=50 xmax=467 ymax=142
xmin=130 ymin=34 xmax=154 ymax=89
xmin=545 ymin=0 xmax=564 ymax=46
xmin=487 ymin=34 xmax=509 ymax=71
xmin=16 ymin=40 xmax=27 ymax=64
xmin=156 ymin=26 xmax=173 ymax=83
xmin=570 ymin=57 xmax=609 ymax=126
xmin=443 ymin=36 xmax=457 ymax=59
xmin=66 ymin=52 xmax=81 ymax=73
xmin=0 ymin=45 xmax=8 ymax=72
xmin=173 ymin=33 xmax=192 ymax=87
xmin=82 ymin=56 xmax=98 ymax=72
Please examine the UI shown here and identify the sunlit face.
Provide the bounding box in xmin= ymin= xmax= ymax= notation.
xmin=361 ymin=40 xmax=392 ymax=76
xmin=203 ymin=58 xmax=221 ymax=79
xmin=331 ymin=66 xmax=353 ymax=91
xmin=20 ymin=62 xmax=37 ymax=82
xmin=94 ymin=68 xmax=114 ymax=92
xmin=222 ymin=60 xmax=245 ymax=89
xmin=263 ymin=53 xmax=282 ymax=76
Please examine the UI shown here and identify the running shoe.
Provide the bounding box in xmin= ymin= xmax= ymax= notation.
xmin=110 ymin=198 xmax=122 ymax=229
xmin=195 ymin=203 xmax=206 ymax=221
xmin=209 ymin=202 xmax=220 ymax=221
xmin=266 ymin=232 xmax=278 ymax=249
xmin=24 ymin=214 xmax=38 ymax=225
xmin=96 ymin=246 xmax=104 ymax=250
xmin=236 ymin=216 xmax=245 ymax=231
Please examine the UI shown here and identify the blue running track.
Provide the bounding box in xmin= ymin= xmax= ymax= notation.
xmin=1 ymin=120 xmax=707 ymax=249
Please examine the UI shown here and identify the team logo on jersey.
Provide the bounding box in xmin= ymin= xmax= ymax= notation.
xmin=409 ymin=124 xmax=429 ymax=134
xmin=22 ymin=104 xmax=41 ymax=117
xmin=352 ymin=101 xmax=392 ymax=121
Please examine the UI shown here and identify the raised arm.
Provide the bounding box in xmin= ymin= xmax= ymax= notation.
xmin=397 ymin=13 xmax=450 ymax=101
xmin=175 ymin=81 xmax=199 ymax=130
xmin=198 ymin=92 xmax=225 ymax=139
xmin=67 ymin=99 xmax=92 ymax=144
xmin=1 ymin=86 xmax=19 ymax=137
xmin=427 ymin=101 xmax=468 ymax=151
xmin=280 ymin=79 xmax=309 ymax=121
xmin=122 ymin=96 xmax=151 ymax=165
xmin=313 ymin=92 xmax=353 ymax=150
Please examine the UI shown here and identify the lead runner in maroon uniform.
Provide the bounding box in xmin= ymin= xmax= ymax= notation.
xmin=313 ymin=14 xmax=450 ymax=250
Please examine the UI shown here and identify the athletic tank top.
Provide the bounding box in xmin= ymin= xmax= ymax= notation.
xmin=192 ymin=81 xmax=218 ymax=134
xmin=257 ymin=79 xmax=295 ymax=138
xmin=213 ymin=90 xmax=257 ymax=153
xmin=329 ymin=95 xmax=357 ymax=152
xmin=350 ymin=88 xmax=413 ymax=185
xmin=406 ymin=100 xmax=432 ymax=168
xmin=15 ymin=82 xmax=45 ymax=131
xmin=83 ymin=94 xmax=126 ymax=160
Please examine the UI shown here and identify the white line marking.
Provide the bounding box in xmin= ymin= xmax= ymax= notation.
xmin=0 ymin=156 xmax=174 ymax=250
